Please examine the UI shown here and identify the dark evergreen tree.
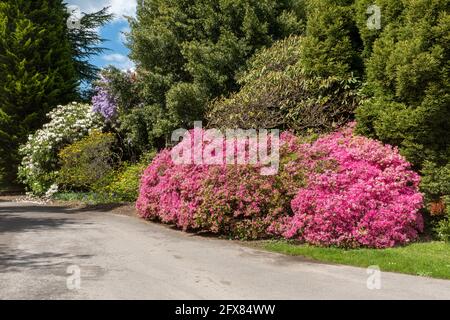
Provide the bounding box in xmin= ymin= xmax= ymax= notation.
xmin=355 ymin=0 xmax=450 ymax=234
xmin=299 ymin=0 xmax=363 ymax=78
xmin=356 ymin=0 xmax=450 ymax=170
xmin=126 ymin=0 xmax=306 ymax=147
xmin=68 ymin=7 xmax=113 ymax=92
xmin=0 ymin=0 xmax=78 ymax=185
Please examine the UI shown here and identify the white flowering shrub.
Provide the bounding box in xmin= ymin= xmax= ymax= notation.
xmin=18 ymin=102 xmax=103 ymax=195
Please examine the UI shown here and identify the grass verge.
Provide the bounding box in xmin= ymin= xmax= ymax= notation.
xmin=256 ymin=240 xmax=450 ymax=280
xmin=53 ymin=191 xmax=130 ymax=205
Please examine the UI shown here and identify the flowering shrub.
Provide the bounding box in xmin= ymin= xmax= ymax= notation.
xmin=91 ymin=68 xmax=139 ymax=121
xmin=18 ymin=102 xmax=102 ymax=195
xmin=92 ymin=85 xmax=117 ymax=120
xmin=136 ymin=126 xmax=424 ymax=247
xmin=136 ymin=131 xmax=308 ymax=239
xmin=57 ymin=130 xmax=118 ymax=191
xmin=271 ymin=125 xmax=424 ymax=248
xmin=100 ymin=151 xmax=156 ymax=202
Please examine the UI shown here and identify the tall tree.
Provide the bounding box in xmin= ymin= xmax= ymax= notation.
xmin=0 ymin=0 xmax=78 ymax=185
xmin=68 ymin=7 xmax=113 ymax=97
xmin=126 ymin=0 xmax=306 ymax=148
xmin=356 ymin=0 xmax=450 ymax=169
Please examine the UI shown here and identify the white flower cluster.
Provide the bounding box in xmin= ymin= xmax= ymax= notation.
xmin=44 ymin=183 xmax=59 ymax=199
xmin=18 ymin=102 xmax=103 ymax=195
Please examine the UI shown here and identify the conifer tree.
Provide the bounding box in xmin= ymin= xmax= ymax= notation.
xmin=68 ymin=7 xmax=113 ymax=93
xmin=0 ymin=0 xmax=78 ymax=185
xmin=356 ymin=0 xmax=450 ymax=170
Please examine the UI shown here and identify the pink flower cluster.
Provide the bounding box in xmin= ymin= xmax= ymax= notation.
xmin=136 ymin=125 xmax=424 ymax=247
xmin=271 ymin=124 xmax=424 ymax=248
xmin=136 ymin=131 xmax=307 ymax=238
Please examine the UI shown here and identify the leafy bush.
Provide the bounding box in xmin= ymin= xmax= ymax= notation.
xmin=119 ymin=103 xmax=170 ymax=154
xmin=271 ymin=125 xmax=424 ymax=248
xmin=206 ymin=36 xmax=305 ymax=130
xmin=57 ymin=131 xmax=118 ymax=191
xmin=435 ymin=209 xmax=450 ymax=242
xmin=421 ymin=162 xmax=450 ymax=241
xmin=354 ymin=0 xmax=450 ymax=239
xmin=137 ymin=126 xmax=424 ymax=246
xmin=354 ymin=0 xmax=405 ymax=59
xmin=18 ymin=102 xmax=103 ymax=195
xmin=92 ymin=68 xmax=169 ymax=156
xmin=299 ymin=0 xmax=363 ymax=78
xmin=92 ymin=67 xmax=141 ymax=120
xmin=206 ymin=35 xmax=361 ymax=132
xmin=101 ymin=151 xmax=155 ymax=202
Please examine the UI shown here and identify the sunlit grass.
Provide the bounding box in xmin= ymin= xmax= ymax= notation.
xmin=258 ymin=240 xmax=450 ymax=279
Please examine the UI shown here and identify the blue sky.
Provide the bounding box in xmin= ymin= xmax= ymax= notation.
xmin=66 ymin=0 xmax=137 ymax=70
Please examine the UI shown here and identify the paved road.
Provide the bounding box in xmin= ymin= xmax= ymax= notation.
xmin=0 ymin=200 xmax=449 ymax=300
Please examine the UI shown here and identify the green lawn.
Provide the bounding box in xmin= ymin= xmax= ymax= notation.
xmin=257 ymin=240 xmax=450 ymax=280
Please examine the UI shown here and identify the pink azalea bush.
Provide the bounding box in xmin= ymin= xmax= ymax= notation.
xmin=270 ymin=124 xmax=424 ymax=248
xmin=136 ymin=130 xmax=308 ymax=238
xmin=136 ymin=125 xmax=424 ymax=247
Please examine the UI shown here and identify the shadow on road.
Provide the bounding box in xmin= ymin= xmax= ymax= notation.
xmin=0 ymin=211 xmax=88 ymax=234
xmin=0 ymin=204 xmax=98 ymax=274
xmin=0 ymin=245 xmax=93 ymax=273
xmin=0 ymin=202 xmax=127 ymax=214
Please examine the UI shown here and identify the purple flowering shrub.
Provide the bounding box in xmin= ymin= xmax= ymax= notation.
xmin=91 ymin=69 xmax=140 ymax=121
xmin=92 ymin=84 xmax=118 ymax=120
xmin=136 ymin=126 xmax=424 ymax=247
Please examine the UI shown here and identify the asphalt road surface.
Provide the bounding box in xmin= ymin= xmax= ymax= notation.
xmin=0 ymin=200 xmax=449 ymax=300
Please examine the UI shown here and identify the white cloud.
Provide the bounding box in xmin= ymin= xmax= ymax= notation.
xmin=66 ymin=0 xmax=137 ymax=21
xmin=102 ymin=53 xmax=135 ymax=71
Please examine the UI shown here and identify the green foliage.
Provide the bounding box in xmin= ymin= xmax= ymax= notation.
xmin=356 ymin=0 xmax=450 ymax=164
xmin=128 ymin=0 xmax=306 ymax=143
xmin=58 ymin=131 xmax=118 ymax=191
xmin=0 ymin=0 xmax=79 ymax=184
xmin=101 ymin=151 xmax=156 ymax=202
xmin=436 ymin=211 xmax=450 ymax=242
xmin=355 ymin=0 xmax=450 ymax=214
xmin=98 ymin=67 xmax=141 ymax=114
xmin=119 ymin=103 xmax=170 ymax=154
xmin=355 ymin=0 xmax=450 ymax=239
xmin=206 ymin=34 xmax=361 ymax=132
xmin=354 ymin=0 xmax=405 ymax=59
xmin=93 ymin=67 xmax=169 ymax=156
xmin=299 ymin=0 xmax=363 ymax=78
xmin=421 ymin=162 xmax=450 ymax=241
xmin=206 ymin=36 xmax=303 ymax=129
xmin=166 ymin=82 xmax=208 ymax=128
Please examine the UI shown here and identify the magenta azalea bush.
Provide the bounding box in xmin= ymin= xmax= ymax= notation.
xmin=136 ymin=125 xmax=424 ymax=247
xmin=270 ymin=125 xmax=424 ymax=248
xmin=136 ymin=131 xmax=308 ymax=239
